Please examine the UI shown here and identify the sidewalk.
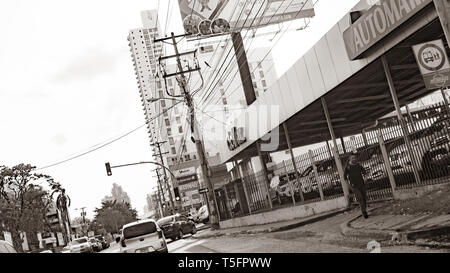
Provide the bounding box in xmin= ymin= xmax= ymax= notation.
xmin=192 ymin=208 xmax=350 ymax=239
xmin=341 ymin=207 xmax=450 ymax=247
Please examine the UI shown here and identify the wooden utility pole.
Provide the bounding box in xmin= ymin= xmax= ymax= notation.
xmin=151 ymin=141 xmax=175 ymax=214
xmin=154 ymin=32 xmax=220 ymax=229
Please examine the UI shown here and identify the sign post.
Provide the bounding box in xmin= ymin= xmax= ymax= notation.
xmin=413 ymin=39 xmax=450 ymax=90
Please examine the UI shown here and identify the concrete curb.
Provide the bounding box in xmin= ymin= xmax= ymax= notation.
xmin=340 ymin=212 xmax=450 ymax=245
xmin=339 ymin=208 xmax=395 ymax=242
xmin=192 ymin=207 xmax=351 ymax=240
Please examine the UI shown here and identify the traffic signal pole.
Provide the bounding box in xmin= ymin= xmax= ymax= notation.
xmin=154 ymin=32 xmax=220 ymax=230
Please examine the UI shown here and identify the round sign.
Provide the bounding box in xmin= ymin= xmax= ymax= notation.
xmin=198 ymin=20 xmax=213 ymax=36
xmin=418 ymin=43 xmax=446 ymax=72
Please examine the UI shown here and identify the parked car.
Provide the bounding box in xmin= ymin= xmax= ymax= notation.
xmin=69 ymin=237 xmax=93 ymax=253
xmin=88 ymin=237 xmax=103 ymax=252
xmin=185 ymin=211 xmax=199 ymax=224
xmin=117 ymin=219 xmax=167 ymax=253
xmin=0 ymin=240 xmax=17 ymax=253
xmin=95 ymin=235 xmax=110 ymax=249
xmin=157 ymin=214 xmax=197 ymax=241
xmin=61 ymin=245 xmax=71 ymax=253
xmin=197 ymin=205 xmax=209 ymax=224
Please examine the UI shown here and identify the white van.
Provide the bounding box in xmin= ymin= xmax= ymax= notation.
xmin=118 ymin=219 xmax=168 ymax=253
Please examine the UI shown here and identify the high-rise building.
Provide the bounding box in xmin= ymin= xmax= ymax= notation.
xmin=128 ymin=10 xmax=277 ymax=212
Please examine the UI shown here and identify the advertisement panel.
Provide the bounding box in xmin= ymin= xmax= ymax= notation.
xmin=343 ymin=0 xmax=432 ymax=60
xmin=178 ymin=0 xmax=315 ymax=37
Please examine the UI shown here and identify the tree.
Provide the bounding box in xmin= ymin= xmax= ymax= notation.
xmin=93 ymin=200 xmax=137 ymax=234
xmin=0 ymin=164 xmax=56 ymax=252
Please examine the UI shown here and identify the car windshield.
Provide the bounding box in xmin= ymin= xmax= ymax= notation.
xmin=123 ymin=222 xmax=157 ymax=239
xmin=73 ymin=238 xmax=87 ymax=244
xmin=89 ymin=239 xmax=96 ymax=243
xmin=157 ymin=216 xmax=175 ymax=226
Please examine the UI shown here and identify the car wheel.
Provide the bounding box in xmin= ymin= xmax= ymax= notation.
xmin=178 ymin=229 xmax=184 ymax=240
xmin=191 ymin=225 xmax=197 ymax=235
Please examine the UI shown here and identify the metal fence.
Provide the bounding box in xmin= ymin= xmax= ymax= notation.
xmin=215 ymin=102 xmax=450 ymax=222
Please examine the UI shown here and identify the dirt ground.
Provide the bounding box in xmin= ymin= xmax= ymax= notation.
xmin=371 ymin=183 xmax=450 ymax=216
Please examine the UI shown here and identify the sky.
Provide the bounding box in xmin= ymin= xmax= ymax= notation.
xmin=0 ymin=0 xmax=360 ymax=219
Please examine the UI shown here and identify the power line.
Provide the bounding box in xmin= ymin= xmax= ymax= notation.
xmin=198 ymin=0 xmax=294 ymax=107
xmin=202 ymin=0 xmax=315 ymax=110
xmin=36 ymin=100 xmax=184 ymax=171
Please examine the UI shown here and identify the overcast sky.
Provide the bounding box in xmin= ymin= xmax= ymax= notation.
xmin=0 ymin=0 xmax=360 ymax=219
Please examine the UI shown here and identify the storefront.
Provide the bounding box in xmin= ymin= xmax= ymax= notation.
xmin=213 ymin=0 xmax=450 ymax=227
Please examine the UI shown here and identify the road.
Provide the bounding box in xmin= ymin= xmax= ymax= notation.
xmin=101 ymin=215 xmax=449 ymax=253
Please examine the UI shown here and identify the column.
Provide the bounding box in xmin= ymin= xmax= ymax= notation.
xmin=382 ymin=55 xmax=421 ymax=185
xmin=378 ymin=133 xmax=397 ymax=194
xmin=283 ymin=161 xmax=296 ymax=205
xmin=321 ymin=97 xmax=350 ymax=200
xmin=282 ymin=123 xmax=305 ymax=203
xmin=256 ymin=140 xmax=273 ymax=209
xmin=308 ymin=150 xmax=325 ymax=201
xmin=237 ymin=163 xmax=253 ymax=215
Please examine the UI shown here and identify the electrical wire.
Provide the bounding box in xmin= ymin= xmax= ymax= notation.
xmin=36 ymin=100 xmax=185 ymax=171
xmin=201 ymin=0 xmax=315 ymax=110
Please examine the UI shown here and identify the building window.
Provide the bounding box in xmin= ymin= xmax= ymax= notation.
xmin=222 ymin=98 xmax=227 ymax=105
xmin=157 ymin=81 xmax=162 ymax=89
xmin=161 ymin=100 xmax=166 ymax=108
xmin=165 ymin=119 xmax=170 ymax=126
xmin=159 ymin=91 xmax=164 ymax=98
xmin=167 ymin=128 xmax=172 ymax=137
xmin=178 ymin=126 xmax=183 ymax=134
xmin=259 ymin=71 xmax=265 ymax=78
xmin=176 ymin=117 xmax=181 ymax=124
xmin=172 ymin=147 xmax=176 ymax=155
xmin=253 ymin=82 xmax=258 ymax=89
xmin=163 ymin=111 xmax=168 ymax=117
xmin=262 ymin=80 xmax=267 ymax=88
xmin=183 ymin=145 xmax=187 ymax=152
xmin=169 ymin=137 xmax=175 ymax=145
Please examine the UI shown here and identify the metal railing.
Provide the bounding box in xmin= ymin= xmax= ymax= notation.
xmin=214 ymin=102 xmax=450 ymax=221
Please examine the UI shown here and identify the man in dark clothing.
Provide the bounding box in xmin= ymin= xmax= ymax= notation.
xmin=344 ymin=154 xmax=369 ymax=219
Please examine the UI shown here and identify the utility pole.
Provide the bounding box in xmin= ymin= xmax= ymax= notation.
xmin=151 ymin=141 xmax=175 ymax=214
xmin=154 ymin=32 xmax=220 ymax=230
xmin=152 ymin=169 xmax=165 ymax=217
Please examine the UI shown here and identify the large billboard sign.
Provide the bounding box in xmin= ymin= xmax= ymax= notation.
xmin=343 ymin=0 xmax=432 ymax=60
xmin=178 ymin=0 xmax=315 ymax=37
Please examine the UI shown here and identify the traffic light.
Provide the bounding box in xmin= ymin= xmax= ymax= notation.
xmin=174 ymin=187 xmax=180 ymax=199
xmin=105 ymin=163 xmax=112 ymax=176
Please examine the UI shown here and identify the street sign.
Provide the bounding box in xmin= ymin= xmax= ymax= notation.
xmin=198 ymin=188 xmax=209 ymax=194
xmin=413 ymin=39 xmax=450 ymax=90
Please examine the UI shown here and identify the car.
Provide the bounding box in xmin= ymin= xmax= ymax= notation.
xmin=157 ymin=214 xmax=197 ymax=241
xmin=69 ymin=237 xmax=93 ymax=253
xmin=184 ymin=211 xmax=200 ymax=224
xmin=88 ymin=237 xmax=103 ymax=252
xmin=0 ymin=240 xmax=17 ymax=253
xmin=197 ymin=205 xmax=209 ymax=224
xmin=95 ymin=235 xmax=110 ymax=249
xmin=117 ymin=219 xmax=167 ymax=253
xmin=61 ymin=245 xmax=71 ymax=253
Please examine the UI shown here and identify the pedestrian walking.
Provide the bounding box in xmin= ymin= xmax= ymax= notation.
xmin=344 ymin=154 xmax=369 ymax=219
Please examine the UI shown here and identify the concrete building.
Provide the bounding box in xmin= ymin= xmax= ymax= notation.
xmin=128 ymin=10 xmax=278 ymax=212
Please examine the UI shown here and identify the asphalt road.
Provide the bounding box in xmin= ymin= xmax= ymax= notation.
xmin=101 ymin=214 xmax=449 ymax=253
